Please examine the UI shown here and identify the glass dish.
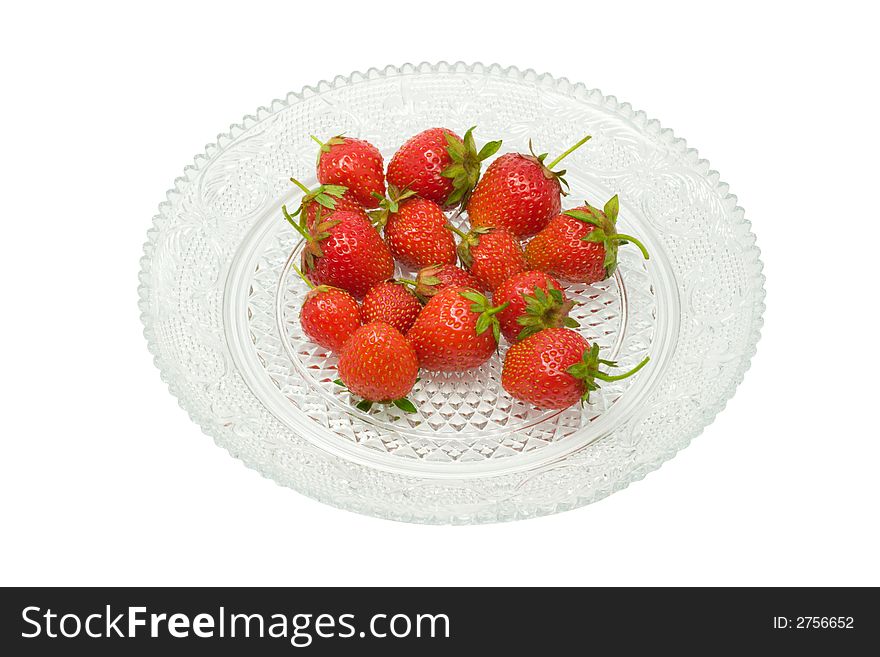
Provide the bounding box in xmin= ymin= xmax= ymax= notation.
xmin=139 ymin=62 xmax=765 ymax=523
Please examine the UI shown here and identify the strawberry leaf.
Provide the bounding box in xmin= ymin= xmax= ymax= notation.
xmin=445 ymin=132 xmax=467 ymax=157
xmin=512 ymin=284 xmax=576 ymax=339
xmin=477 ymin=140 xmax=502 ymax=161
xmin=603 ymin=246 xmax=617 ymax=270
xmin=392 ymin=398 xmax=417 ymax=413
xmin=457 ymin=242 xmax=473 ymax=268
xmin=463 ymin=126 xmax=477 ymax=154
xmin=314 ymin=193 xmax=337 ymax=209
xmin=441 ymin=127 xmax=502 ymax=208
xmin=604 ymin=194 xmax=620 ymax=221
xmin=441 ymin=163 xmax=466 ymax=178
xmin=475 ymin=313 xmax=491 ymax=335
xmin=289 ymin=180 xmax=349 ymax=219
xmin=446 ymin=188 xmax=465 ymax=205
xmin=323 ymin=184 xmax=348 ymax=197
xmin=459 ymin=290 xmax=487 ymax=305
xmin=564 ymin=209 xmax=604 ymax=227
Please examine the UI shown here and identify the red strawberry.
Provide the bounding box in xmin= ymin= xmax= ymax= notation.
xmin=336 ymin=321 xmax=420 ymax=411
xmin=283 ymin=206 xmax=394 ymax=299
xmin=525 ymin=195 xmax=650 ymax=283
xmin=376 ymin=192 xmax=457 ymax=270
xmin=502 ymin=328 xmax=650 ymax=409
xmin=361 ymin=280 xmax=423 ymax=334
xmin=286 ymin=177 xmax=367 ymax=231
xmin=293 ymin=265 xmax=362 ymax=352
xmin=313 ymin=134 xmax=385 ymax=208
xmin=405 ymin=264 xmax=486 ymax=302
xmin=451 ymin=225 xmax=528 ymax=292
xmin=406 ymin=286 xmax=508 ymax=372
xmin=466 ymin=135 xmax=591 ymax=238
xmin=494 ymin=270 xmax=578 ymax=343
xmin=387 ymin=127 xmax=502 ymax=207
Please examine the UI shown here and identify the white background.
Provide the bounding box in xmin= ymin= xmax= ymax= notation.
xmin=2 ymin=1 xmax=877 ymax=587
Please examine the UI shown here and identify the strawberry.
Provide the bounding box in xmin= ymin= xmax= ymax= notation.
xmin=336 ymin=321 xmax=420 ymax=412
xmin=403 ymin=264 xmax=486 ymax=302
xmin=373 ymin=190 xmax=457 ymax=270
xmin=387 ymin=127 xmax=501 ymax=207
xmin=502 ymin=328 xmax=650 ymax=409
xmin=450 ymin=225 xmax=528 ymax=292
xmin=282 ymin=206 xmax=394 ymax=299
xmin=291 ymin=265 xmax=362 ymax=352
xmin=525 ymin=195 xmax=649 ymax=283
xmin=406 ymin=286 xmax=508 ymax=372
xmin=361 ymin=280 xmax=423 ymax=334
xmin=287 ymin=177 xmax=367 ymax=231
xmin=312 ymin=134 xmax=385 ymax=208
xmin=466 ymin=135 xmax=592 ymax=238
xmin=494 ymin=270 xmax=578 ymax=343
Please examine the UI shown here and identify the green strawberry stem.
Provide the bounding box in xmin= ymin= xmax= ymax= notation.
xmin=483 ymin=302 xmax=509 ymax=316
xmin=289 ymin=177 xmax=312 ymax=195
xmin=290 ymin=263 xmax=314 ymax=289
xmin=446 ymin=224 xmax=469 ymax=240
xmin=310 ymin=135 xmax=325 ymax=148
xmin=568 ymin=344 xmax=650 ymax=403
xmin=397 ymin=278 xmax=418 ymax=287
xmin=546 ymin=135 xmax=592 ymax=170
xmin=608 ymin=233 xmax=650 ymax=260
xmin=593 ymin=355 xmax=651 ymax=382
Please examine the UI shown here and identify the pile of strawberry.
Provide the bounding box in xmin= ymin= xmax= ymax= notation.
xmin=283 ymin=127 xmax=651 ymax=413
